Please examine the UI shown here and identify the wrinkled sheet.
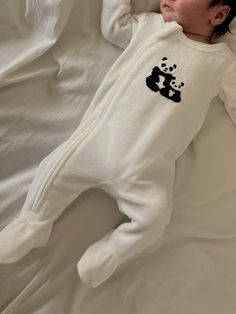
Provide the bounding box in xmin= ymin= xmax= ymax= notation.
xmin=0 ymin=0 xmax=236 ymax=313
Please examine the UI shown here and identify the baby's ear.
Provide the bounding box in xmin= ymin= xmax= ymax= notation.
xmin=211 ymin=5 xmax=231 ymax=26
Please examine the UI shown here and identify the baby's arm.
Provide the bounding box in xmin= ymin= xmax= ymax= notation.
xmin=101 ymin=0 xmax=147 ymax=49
xmin=219 ymin=60 xmax=236 ymax=127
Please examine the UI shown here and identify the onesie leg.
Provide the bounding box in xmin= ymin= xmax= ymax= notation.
xmin=0 ymin=212 xmax=53 ymax=263
xmin=77 ymin=178 xmax=174 ymax=287
xmin=0 ymin=130 xmax=105 ymax=263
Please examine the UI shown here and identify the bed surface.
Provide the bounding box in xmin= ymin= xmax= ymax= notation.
xmin=1 ymin=1 xmax=236 ymax=313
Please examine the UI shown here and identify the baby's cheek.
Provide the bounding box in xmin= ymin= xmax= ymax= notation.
xmin=177 ymin=1 xmax=205 ymax=22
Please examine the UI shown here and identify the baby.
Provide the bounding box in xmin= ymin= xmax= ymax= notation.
xmin=0 ymin=0 xmax=236 ymax=288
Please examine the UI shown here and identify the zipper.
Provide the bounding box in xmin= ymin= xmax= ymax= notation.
xmin=33 ymin=37 xmax=158 ymax=213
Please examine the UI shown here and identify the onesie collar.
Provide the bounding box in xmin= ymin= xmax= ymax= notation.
xmin=158 ymin=14 xmax=229 ymax=52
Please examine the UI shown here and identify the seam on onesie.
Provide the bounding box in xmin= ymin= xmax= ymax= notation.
xmin=32 ymin=38 xmax=158 ymax=214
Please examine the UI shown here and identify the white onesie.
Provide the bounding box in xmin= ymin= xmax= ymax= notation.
xmin=0 ymin=0 xmax=236 ymax=288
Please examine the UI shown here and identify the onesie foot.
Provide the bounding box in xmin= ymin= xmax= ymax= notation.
xmin=77 ymin=239 xmax=118 ymax=288
xmin=0 ymin=214 xmax=52 ymax=263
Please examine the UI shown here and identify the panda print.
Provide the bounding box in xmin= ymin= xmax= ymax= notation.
xmin=146 ymin=57 xmax=185 ymax=103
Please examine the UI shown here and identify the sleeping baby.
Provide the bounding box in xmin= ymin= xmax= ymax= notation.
xmin=0 ymin=0 xmax=236 ymax=288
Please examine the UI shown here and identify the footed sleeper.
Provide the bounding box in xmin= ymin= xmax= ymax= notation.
xmin=0 ymin=1 xmax=236 ymax=288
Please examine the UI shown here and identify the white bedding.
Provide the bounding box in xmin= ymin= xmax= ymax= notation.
xmin=0 ymin=1 xmax=236 ymax=313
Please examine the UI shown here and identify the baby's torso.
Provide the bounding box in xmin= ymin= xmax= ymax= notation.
xmin=77 ymin=13 xmax=234 ymax=181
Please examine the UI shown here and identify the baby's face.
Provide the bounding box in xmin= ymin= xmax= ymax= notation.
xmin=160 ymin=0 xmax=213 ymax=33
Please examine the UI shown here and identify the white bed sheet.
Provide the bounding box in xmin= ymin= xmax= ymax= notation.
xmin=0 ymin=1 xmax=236 ymax=313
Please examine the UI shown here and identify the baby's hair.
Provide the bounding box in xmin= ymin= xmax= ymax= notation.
xmin=210 ymin=0 xmax=236 ymax=38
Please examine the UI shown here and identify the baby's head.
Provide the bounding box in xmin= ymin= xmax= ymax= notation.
xmin=160 ymin=0 xmax=236 ymax=42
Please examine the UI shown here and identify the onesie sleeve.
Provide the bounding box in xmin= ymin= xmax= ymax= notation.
xmin=101 ymin=0 xmax=147 ymax=49
xmin=218 ymin=60 xmax=236 ymax=127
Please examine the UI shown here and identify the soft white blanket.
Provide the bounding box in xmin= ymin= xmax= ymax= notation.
xmin=0 ymin=1 xmax=236 ymax=313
